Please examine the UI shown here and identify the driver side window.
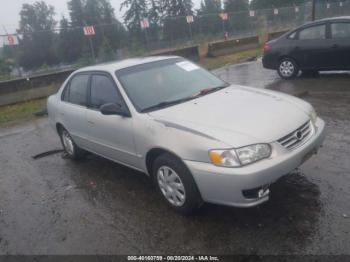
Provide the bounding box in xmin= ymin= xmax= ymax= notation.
xmin=90 ymin=74 xmax=122 ymax=109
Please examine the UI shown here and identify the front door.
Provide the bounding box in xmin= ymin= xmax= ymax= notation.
xmin=60 ymin=73 xmax=90 ymax=147
xmin=85 ymin=73 xmax=141 ymax=169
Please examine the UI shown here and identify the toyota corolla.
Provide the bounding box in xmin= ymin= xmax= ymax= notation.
xmin=47 ymin=56 xmax=325 ymax=214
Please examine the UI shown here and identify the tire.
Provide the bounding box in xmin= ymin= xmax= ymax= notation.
xmin=58 ymin=127 xmax=86 ymax=160
xmin=152 ymin=153 xmax=203 ymax=214
xmin=277 ymin=58 xmax=299 ymax=79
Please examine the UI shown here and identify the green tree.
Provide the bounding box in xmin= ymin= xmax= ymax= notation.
xmin=163 ymin=0 xmax=194 ymax=41
xmin=120 ymin=0 xmax=148 ymax=45
xmin=66 ymin=0 xmax=126 ymax=61
xmin=0 ymin=58 xmax=12 ymax=75
xmin=148 ymin=0 xmax=161 ymax=41
xmin=98 ymin=37 xmax=115 ymax=62
xmin=223 ymin=0 xmax=250 ymax=34
xmin=224 ymin=0 xmax=249 ymax=12
xmin=17 ymin=1 xmax=57 ymax=69
xmin=57 ymin=16 xmax=80 ymax=63
xmin=250 ymin=0 xmax=304 ymax=9
xmin=197 ymin=0 xmax=222 ymax=37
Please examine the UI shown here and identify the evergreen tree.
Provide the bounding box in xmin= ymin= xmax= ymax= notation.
xmin=224 ymin=0 xmax=249 ymax=12
xmin=197 ymin=0 xmax=222 ymax=37
xmin=120 ymin=0 xmax=148 ymax=44
xmin=66 ymin=0 xmax=126 ymax=61
xmin=250 ymin=0 xmax=304 ymax=9
xmin=163 ymin=0 xmax=194 ymax=41
xmin=17 ymin=1 xmax=57 ymax=69
xmin=148 ymin=0 xmax=161 ymax=41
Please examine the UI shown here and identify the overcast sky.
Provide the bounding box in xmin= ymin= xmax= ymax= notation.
xmin=0 ymin=0 xmax=202 ymax=35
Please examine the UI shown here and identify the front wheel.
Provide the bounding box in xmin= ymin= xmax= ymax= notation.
xmin=59 ymin=127 xmax=86 ymax=160
xmin=278 ymin=58 xmax=299 ymax=79
xmin=152 ymin=153 xmax=202 ymax=214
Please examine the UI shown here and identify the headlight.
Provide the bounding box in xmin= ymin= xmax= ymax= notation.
xmin=209 ymin=144 xmax=271 ymax=167
xmin=310 ymin=108 xmax=317 ymax=124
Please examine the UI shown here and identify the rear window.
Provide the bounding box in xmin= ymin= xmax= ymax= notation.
xmin=299 ymin=24 xmax=326 ymax=40
xmin=62 ymin=74 xmax=89 ymax=106
xmin=331 ymin=22 xmax=350 ymax=38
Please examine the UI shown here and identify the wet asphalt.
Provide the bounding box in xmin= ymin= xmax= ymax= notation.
xmin=0 ymin=61 xmax=349 ymax=255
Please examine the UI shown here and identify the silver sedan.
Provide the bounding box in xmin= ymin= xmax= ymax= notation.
xmin=47 ymin=56 xmax=325 ymax=214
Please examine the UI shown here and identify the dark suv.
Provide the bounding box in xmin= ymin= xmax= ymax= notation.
xmin=262 ymin=17 xmax=350 ymax=79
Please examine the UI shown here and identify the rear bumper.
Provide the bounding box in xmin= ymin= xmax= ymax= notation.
xmin=262 ymin=54 xmax=277 ymax=70
xmin=185 ymin=118 xmax=326 ymax=208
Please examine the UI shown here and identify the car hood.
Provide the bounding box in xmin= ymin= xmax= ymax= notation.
xmin=149 ymin=85 xmax=312 ymax=147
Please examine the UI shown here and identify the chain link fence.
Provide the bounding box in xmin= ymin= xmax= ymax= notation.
xmin=0 ymin=0 xmax=350 ymax=82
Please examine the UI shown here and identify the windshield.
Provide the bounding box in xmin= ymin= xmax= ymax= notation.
xmin=115 ymin=58 xmax=228 ymax=112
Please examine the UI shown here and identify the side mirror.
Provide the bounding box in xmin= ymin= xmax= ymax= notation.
xmin=100 ymin=103 xmax=130 ymax=117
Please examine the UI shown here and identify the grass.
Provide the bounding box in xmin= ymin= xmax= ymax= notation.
xmin=0 ymin=98 xmax=47 ymax=127
xmin=200 ymin=48 xmax=262 ymax=70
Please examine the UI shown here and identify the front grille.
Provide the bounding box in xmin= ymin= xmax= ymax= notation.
xmin=277 ymin=121 xmax=313 ymax=150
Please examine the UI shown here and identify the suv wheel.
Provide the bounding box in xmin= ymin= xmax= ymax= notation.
xmin=278 ymin=58 xmax=299 ymax=79
xmin=59 ymin=127 xmax=86 ymax=160
xmin=152 ymin=153 xmax=202 ymax=214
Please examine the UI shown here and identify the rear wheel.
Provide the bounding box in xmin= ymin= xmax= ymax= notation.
xmin=278 ymin=58 xmax=299 ymax=79
xmin=58 ymin=127 xmax=86 ymax=160
xmin=152 ymin=153 xmax=202 ymax=214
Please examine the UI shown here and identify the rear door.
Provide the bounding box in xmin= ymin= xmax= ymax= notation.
xmin=60 ymin=73 xmax=89 ymax=147
xmin=85 ymin=72 xmax=141 ymax=169
xmin=329 ymin=21 xmax=350 ymax=69
xmin=290 ymin=23 xmax=331 ymax=70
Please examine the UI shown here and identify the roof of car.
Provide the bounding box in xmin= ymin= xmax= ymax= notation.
xmin=75 ymin=56 xmax=180 ymax=73
xmin=291 ymin=16 xmax=350 ymax=31
xmin=317 ymin=16 xmax=350 ymax=22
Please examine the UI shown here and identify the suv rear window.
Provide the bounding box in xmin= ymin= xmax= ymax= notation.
xmin=299 ymin=24 xmax=326 ymax=40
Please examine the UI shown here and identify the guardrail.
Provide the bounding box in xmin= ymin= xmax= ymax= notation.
xmin=0 ymin=69 xmax=74 ymax=107
xmin=150 ymin=45 xmax=200 ymax=61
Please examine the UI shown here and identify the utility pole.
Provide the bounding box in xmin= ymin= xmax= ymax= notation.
xmin=311 ymin=0 xmax=316 ymax=21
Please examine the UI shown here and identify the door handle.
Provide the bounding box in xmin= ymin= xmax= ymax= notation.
xmin=87 ymin=120 xmax=95 ymax=125
xmin=332 ymin=44 xmax=339 ymax=48
xmin=294 ymin=46 xmax=300 ymax=50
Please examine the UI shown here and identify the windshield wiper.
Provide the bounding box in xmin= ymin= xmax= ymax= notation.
xmin=191 ymin=84 xmax=229 ymax=98
xmin=141 ymin=84 xmax=229 ymax=113
xmin=141 ymin=97 xmax=194 ymax=113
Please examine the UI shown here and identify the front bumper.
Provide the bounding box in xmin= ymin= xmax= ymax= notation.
xmin=184 ymin=118 xmax=326 ymax=208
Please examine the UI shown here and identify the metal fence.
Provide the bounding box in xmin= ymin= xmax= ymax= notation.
xmin=1 ymin=0 xmax=350 ymax=81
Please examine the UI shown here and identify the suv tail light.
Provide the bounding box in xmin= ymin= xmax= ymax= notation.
xmin=263 ymin=43 xmax=270 ymax=52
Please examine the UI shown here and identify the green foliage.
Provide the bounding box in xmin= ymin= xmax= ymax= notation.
xmin=98 ymin=38 xmax=115 ymax=62
xmin=17 ymin=1 xmax=57 ymax=69
xmin=197 ymin=0 xmax=222 ymax=38
xmin=224 ymin=0 xmax=250 ymax=33
xmin=250 ymin=0 xmax=304 ymax=9
xmin=224 ymin=0 xmax=249 ymax=12
xmin=120 ymin=0 xmax=148 ymax=43
xmin=63 ymin=0 xmax=127 ymax=62
xmin=0 ymin=58 xmax=12 ymax=75
xmin=163 ymin=0 xmax=194 ymax=41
